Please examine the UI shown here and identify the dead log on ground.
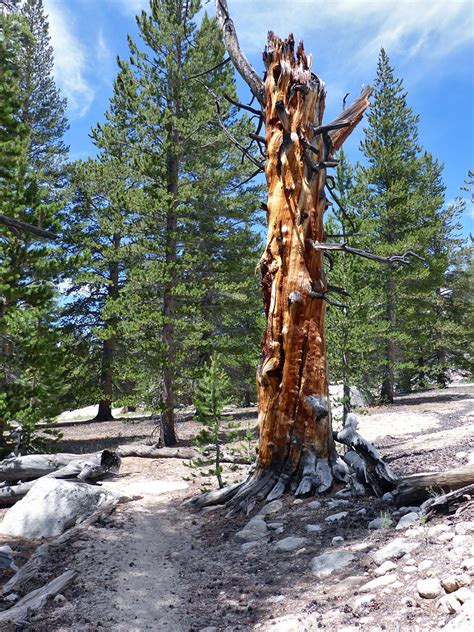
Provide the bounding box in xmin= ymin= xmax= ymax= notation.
xmin=394 ymin=465 xmax=474 ymax=507
xmin=420 ymin=483 xmax=474 ymax=520
xmin=0 ymin=450 xmax=121 ymax=507
xmin=0 ymin=450 xmax=120 ymax=483
xmin=0 ymin=570 xmax=76 ymax=624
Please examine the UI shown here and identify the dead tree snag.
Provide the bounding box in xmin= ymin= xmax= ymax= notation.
xmin=188 ymin=1 xmax=398 ymax=513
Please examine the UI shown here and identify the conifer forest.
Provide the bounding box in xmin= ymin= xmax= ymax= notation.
xmin=0 ymin=1 xmax=473 ymax=630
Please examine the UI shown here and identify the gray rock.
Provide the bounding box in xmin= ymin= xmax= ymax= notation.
xmin=258 ymin=499 xmax=284 ymax=516
xmin=450 ymin=587 xmax=473 ymax=604
xmin=417 ymin=578 xmax=442 ymax=599
xmin=307 ymin=500 xmax=321 ymax=510
xmin=437 ymin=531 xmax=455 ymax=543
xmin=418 ymin=559 xmax=434 ymax=571
xmin=273 ymin=536 xmax=307 ymax=552
xmin=441 ymin=595 xmax=474 ymax=630
xmin=371 ymin=538 xmax=420 ymax=565
xmin=461 ymin=557 xmax=474 ymax=571
xmin=455 ymin=521 xmax=474 ymax=536
xmin=267 ymin=615 xmax=301 ymax=632
xmin=199 ymin=628 xmax=218 ymax=632
xmin=292 ymin=499 xmax=303 ymax=505
xmin=357 ymin=508 xmax=367 ymax=515
xmin=235 ymin=517 xmax=268 ymax=543
xmin=382 ymin=492 xmax=394 ymax=503
xmin=241 ymin=541 xmax=264 ymax=553
xmin=53 ymin=594 xmax=67 ymax=605
xmin=429 ymin=523 xmax=450 ymax=535
xmin=331 ymin=536 xmax=344 ymax=546
xmin=327 ymin=499 xmax=350 ymax=509
xmin=0 ymin=478 xmax=124 ymax=539
xmin=437 ymin=593 xmax=463 ymax=614
xmin=360 ymin=574 xmax=398 ymax=592
xmin=310 ymin=550 xmax=354 ymax=578
xmin=368 ymin=516 xmax=392 ymax=530
xmin=267 ymin=522 xmax=284 ymax=530
xmin=305 ymin=524 xmax=322 ymax=533
xmin=374 ymin=560 xmax=397 ymax=577
xmin=266 ymin=595 xmax=285 ymax=604
xmin=325 ymin=511 xmax=348 ymax=522
xmin=395 ymin=512 xmax=419 ymax=530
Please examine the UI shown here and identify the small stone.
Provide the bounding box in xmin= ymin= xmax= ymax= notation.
xmin=235 ymin=518 xmax=268 ymax=543
xmin=54 ymin=594 xmax=67 ymax=605
xmin=332 ymin=575 xmax=366 ymax=596
xmin=455 ymin=521 xmax=474 ymax=536
xmin=258 ymin=500 xmax=284 ymax=516
xmin=331 ymin=536 xmax=344 ymax=546
xmin=450 ymin=586 xmax=473 ymax=604
xmin=418 ymin=560 xmax=434 ymax=571
xmin=396 ymin=512 xmax=419 ymax=530
xmin=199 ymin=628 xmax=218 ymax=632
xmin=305 ymin=524 xmax=322 ymax=533
xmin=307 ymin=500 xmax=321 ymax=510
xmin=267 ymin=522 xmax=284 ymax=530
xmin=417 ymin=578 xmax=442 ymax=599
xmin=455 ymin=451 xmax=468 ymax=461
xmin=241 ymin=541 xmax=263 ymax=553
xmin=360 ymin=574 xmax=398 ymax=592
xmin=371 ymin=538 xmax=420 ymax=565
xmin=374 ymin=560 xmax=397 ymax=577
xmin=441 ymin=573 xmax=471 ymax=593
xmin=266 ymin=595 xmax=285 ymax=604
xmin=273 ymin=536 xmax=307 ymax=552
xmin=267 ymin=615 xmax=301 ymax=631
xmin=4 ymin=593 xmax=18 ymax=603
xmin=353 ymin=594 xmax=376 ymax=610
xmin=437 ymin=594 xmax=463 ymax=614
xmin=429 ymin=523 xmax=450 ymax=535
xmin=437 ymin=531 xmax=455 ymax=543
xmin=327 ymin=499 xmax=350 ymax=509
xmin=452 ymin=534 xmax=472 ymax=547
xmin=382 ymin=492 xmax=394 ymax=503
xmin=368 ymin=516 xmax=392 ymax=530
xmin=292 ymin=499 xmax=303 ymax=505
xmin=310 ymin=550 xmax=354 ymax=578
xmin=357 ymin=508 xmax=367 ymax=515
xmin=461 ymin=557 xmax=474 ymax=571
xmin=403 ymin=565 xmax=417 ymax=573
xmin=325 ymin=511 xmax=348 ymax=522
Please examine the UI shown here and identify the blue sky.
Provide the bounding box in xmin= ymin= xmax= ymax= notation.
xmin=44 ymin=0 xmax=473 ymax=236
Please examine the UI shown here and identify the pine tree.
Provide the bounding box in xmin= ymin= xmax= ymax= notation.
xmin=0 ymin=5 xmax=67 ymax=453
xmin=352 ymin=49 xmax=461 ymax=401
xmin=90 ymin=1 xmax=262 ymax=443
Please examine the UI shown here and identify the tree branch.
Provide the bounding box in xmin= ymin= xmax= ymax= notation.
xmin=186 ymin=56 xmax=231 ymax=80
xmin=312 ymin=241 xmax=425 ymax=265
xmin=215 ymin=0 xmax=264 ymax=105
xmin=223 ymin=93 xmax=263 ymax=116
xmin=0 ymin=214 xmax=59 ymax=240
xmin=325 ymin=86 xmax=372 ymax=154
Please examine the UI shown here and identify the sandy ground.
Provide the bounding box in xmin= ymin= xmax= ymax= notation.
xmin=0 ymin=383 xmax=473 ymax=631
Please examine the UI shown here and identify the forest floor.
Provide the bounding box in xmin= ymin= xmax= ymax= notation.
xmin=1 ymin=383 xmax=473 ymax=632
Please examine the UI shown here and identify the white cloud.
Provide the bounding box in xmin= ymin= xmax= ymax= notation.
xmin=225 ymin=0 xmax=473 ymax=70
xmin=44 ymin=0 xmax=95 ymax=117
xmin=106 ymin=0 xmax=148 ymax=17
xmin=96 ymin=30 xmax=110 ymax=65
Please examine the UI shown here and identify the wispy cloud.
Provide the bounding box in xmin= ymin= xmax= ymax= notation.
xmin=226 ymin=0 xmax=473 ymax=71
xmin=44 ymin=0 xmax=95 ymax=117
xmin=107 ymin=0 xmax=148 ymax=17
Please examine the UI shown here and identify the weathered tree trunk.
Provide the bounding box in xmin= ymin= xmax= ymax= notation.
xmin=394 ymin=465 xmax=474 ymax=506
xmin=94 ymin=233 xmax=121 ymax=422
xmin=380 ymin=265 xmax=395 ymax=403
xmin=199 ymin=27 xmax=373 ymax=512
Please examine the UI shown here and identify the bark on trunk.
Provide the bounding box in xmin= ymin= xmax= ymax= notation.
xmin=211 ymin=34 xmax=372 ymax=512
xmin=94 ymin=233 xmax=120 ymax=422
xmin=380 ymin=260 xmax=395 ymax=403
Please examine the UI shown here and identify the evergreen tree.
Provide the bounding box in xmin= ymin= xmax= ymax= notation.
xmin=0 ymin=5 xmax=67 ymax=453
xmin=90 ymin=1 xmax=262 ymax=443
xmin=353 ymin=48 xmax=459 ymax=401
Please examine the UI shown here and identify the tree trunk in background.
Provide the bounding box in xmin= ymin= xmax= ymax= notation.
xmin=94 ymin=233 xmax=120 ymax=422
xmin=380 ymin=273 xmax=395 ymax=403
xmin=223 ymin=33 xmax=372 ymax=511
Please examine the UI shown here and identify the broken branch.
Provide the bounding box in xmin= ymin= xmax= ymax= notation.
xmin=313 ymin=241 xmax=424 ymax=265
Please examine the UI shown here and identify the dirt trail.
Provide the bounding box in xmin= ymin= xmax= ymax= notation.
xmin=3 ymin=383 xmax=473 ymax=631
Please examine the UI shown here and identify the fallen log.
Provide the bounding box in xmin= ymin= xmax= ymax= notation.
xmin=0 ymin=570 xmax=76 ymax=624
xmin=0 ymin=450 xmax=121 ymax=507
xmin=117 ymin=443 xmax=252 ymax=464
xmin=0 ymin=450 xmax=120 ymax=484
xmin=394 ymin=465 xmax=474 ymax=507
xmin=420 ymin=483 xmax=474 ymax=519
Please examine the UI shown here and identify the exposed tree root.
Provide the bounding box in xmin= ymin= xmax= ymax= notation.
xmin=186 ymin=415 xmax=398 ymax=514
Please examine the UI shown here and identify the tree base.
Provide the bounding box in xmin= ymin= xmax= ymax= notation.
xmin=186 ymin=414 xmax=398 ymax=514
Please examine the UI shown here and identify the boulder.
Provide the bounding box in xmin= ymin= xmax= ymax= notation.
xmin=395 ymin=512 xmax=419 ymax=530
xmin=273 ymin=537 xmax=307 ymax=552
xmin=310 ymin=550 xmax=354 ymax=578
xmin=0 ymin=478 xmax=128 ymax=539
xmin=371 ymin=538 xmax=420 ymax=565
xmin=417 ymin=578 xmax=442 ymax=599
xmin=235 ymin=517 xmax=268 ymax=543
